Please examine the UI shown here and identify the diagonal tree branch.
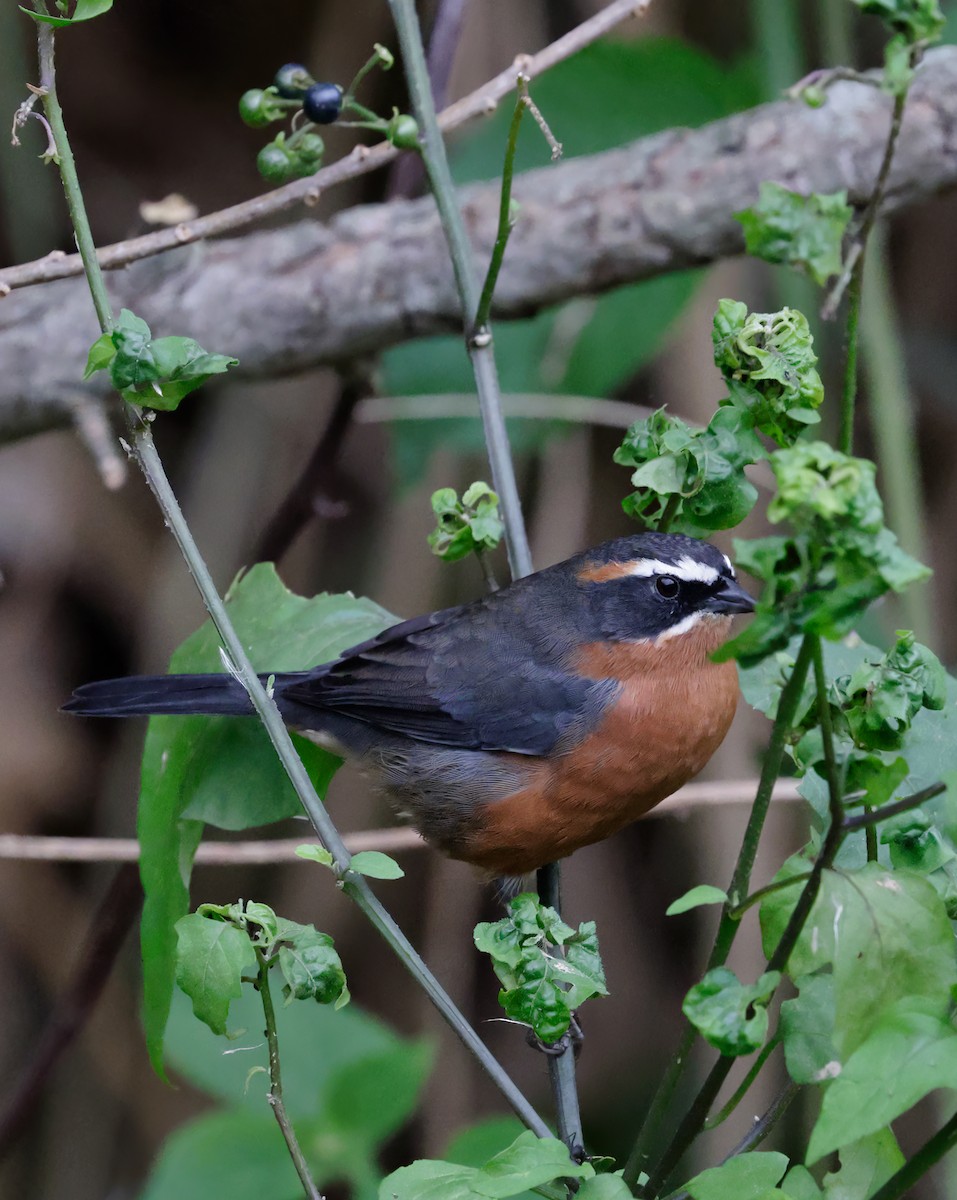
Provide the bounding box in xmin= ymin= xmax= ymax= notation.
xmin=4 ymin=45 xmax=957 ymax=442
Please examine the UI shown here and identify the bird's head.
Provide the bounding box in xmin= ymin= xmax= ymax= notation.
xmin=573 ymin=532 xmax=756 ymax=645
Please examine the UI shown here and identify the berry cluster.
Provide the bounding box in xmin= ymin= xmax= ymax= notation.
xmin=238 ymin=47 xmax=419 ymax=186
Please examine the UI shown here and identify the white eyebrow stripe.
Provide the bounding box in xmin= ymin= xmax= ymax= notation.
xmin=622 ymin=556 xmax=720 ymax=585
xmin=723 ymin=553 xmax=735 ymax=578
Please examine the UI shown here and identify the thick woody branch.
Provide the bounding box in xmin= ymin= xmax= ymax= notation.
xmin=4 ymin=46 xmax=957 ymax=441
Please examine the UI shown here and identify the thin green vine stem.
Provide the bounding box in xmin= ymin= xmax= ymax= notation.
xmin=33 ymin=13 xmax=551 ymax=1142
xmin=702 ymin=1034 xmax=781 ymax=1131
xmin=475 ymin=83 xmax=527 ymax=331
xmin=624 ymin=635 xmax=814 ymax=1191
xmin=255 ymin=948 xmax=322 ymax=1200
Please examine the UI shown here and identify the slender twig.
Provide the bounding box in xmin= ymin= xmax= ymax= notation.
xmin=727 ymin=871 xmax=812 ymax=921
xmin=624 ymin=637 xmax=814 ymax=1191
xmin=836 ymin=87 xmax=909 ymax=454
xmin=475 ymin=80 xmax=528 ymax=331
xmin=255 ymin=949 xmax=322 ymax=1200
xmin=32 ymin=13 xmax=550 ymax=1140
xmin=703 ymin=1035 xmax=781 ymax=1131
xmin=1 ymin=0 xmax=650 ymax=294
xmin=390 ymin=0 xmax=532 ymax=581
xmin=720 ymin=1080 xmax=799 ymax=1160
xmin=842 ymin=782 xmax=946 ymax=833
xmin=0 ymin=864 xmax=142 ymax=1159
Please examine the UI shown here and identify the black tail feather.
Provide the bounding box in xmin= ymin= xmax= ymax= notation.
xmin=62 ymin=673 xmax=258 ymax=718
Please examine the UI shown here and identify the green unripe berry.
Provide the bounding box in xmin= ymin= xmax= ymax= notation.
xmin=239 ymin=88 xmax=284 ymax=128
xmin=257 ymin=141 xmax=296 ymax=184
xmin=387 ymin=112 xmax=419 ymax=150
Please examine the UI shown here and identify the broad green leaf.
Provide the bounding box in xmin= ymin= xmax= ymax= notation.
xmin=173 ymin=913 xmax=255 ymax=1037
xmin=21 ymin=0 xmax=113 ymax=26
xmin=577 ymin=1179 xmax=635 ymax=1199
xmin=807 ymin=1001 xmax=957 ymax=1163
xmin=444 ymin=1119 xmax=536 ymax=1200
xmin=780 ymin=973 xmax=840 ymax=1085
xmin=684 ymin=1151 xmax=789 ymax=1199
xmin=736 ymin=184 xmax=852 ymax=286
xmin=666 ymin=885 xmax=729 ymax=916
xmin=164 ymin=984 xmax=402 ymax=1117
xmin=381 ymin=1133 xmax=593 ymax=1200
xmin=821 ymin=1129 xmax=904 ymax=1199
xmin=760 ymin=864 xmax=957 ymax=1060
xmin=139 ymin=563 xmax=392 ymax=1076
xmin=348 ymin=850 xmax=405 ymax=880
xmin=139 ymin=1108 xmax=303 ymax=1200
xmin=324 ymin=1042 xmax=433 ymax=1148
xmin=682 ymin=967 xmax=780 ymax=1057
xmin=780 ymin=1165 xmax=823 ymax=1199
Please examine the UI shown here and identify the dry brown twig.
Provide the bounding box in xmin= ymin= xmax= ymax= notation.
xmin=0 ymin=0 xmax=651 ymax=296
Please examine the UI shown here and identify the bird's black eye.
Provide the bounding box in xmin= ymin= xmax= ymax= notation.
xmin=655 ymin=575 xmax=680 ymax=598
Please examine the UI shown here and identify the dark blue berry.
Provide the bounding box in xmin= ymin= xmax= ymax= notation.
xmin=302 ymin=82 xmax=343 ymax=125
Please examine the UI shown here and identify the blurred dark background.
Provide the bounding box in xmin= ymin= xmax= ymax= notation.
xmin=2 ymin=1 xmax=957 ymax=1197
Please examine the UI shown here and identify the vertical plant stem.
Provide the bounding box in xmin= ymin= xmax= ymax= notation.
xmin=538 ymin=861 xmax=584 ymax=1156
xmin=255 ymin=950 xmax=322 ymax=1200
xmin=33 ymin=14 xmax=550 ymax=1141
xmin=624 ymin=636 xmax=814 ymax=1190
xmin=389 ymin=0 xmax=582 ymax=1154
xmin=868 ymin=1112 xmax=957 ymax=1200
xmin=388 ymin=0 xmax=533 ymax=581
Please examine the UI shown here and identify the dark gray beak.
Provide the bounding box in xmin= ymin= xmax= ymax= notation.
xmin=708 ymin=577 xmax=757 ymax=615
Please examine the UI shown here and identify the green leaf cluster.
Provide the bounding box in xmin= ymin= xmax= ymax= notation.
xmin=84 ymin=309 xmax=238 ymax=411
xmin=380 ymin=1130 xmax=596 ymax=1200
xmin=682 ymin=966 xmax=781 ymax=1057
xmin=711 ymin=300 xmax=824 ymax=446
xmin=615 ymin=299 xmax=824 ymax=534
xmin=174 ymin=901 xmax=348 ymax=1038
xmin=473 ymin=893 xmax=607 ymax=1044
xmin=721 ymin=443 xmax=929 ymax=667
xmin=144 ymin=987 xmax=433 ymax=1200
xmin=853 ymin=0 xmax=946 ymax=43
xmin=138 ymin=563 xmax=393 ymax=1076
xmin=736 ymin=184 xmax=853 ymax=287
xmin=614 ymin=406 xmax=761 ymax=534
xmin=428 ymin=482 xmax=504 ymax=561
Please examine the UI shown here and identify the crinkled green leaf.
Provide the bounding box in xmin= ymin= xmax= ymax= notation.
xmin=682 ymin=966 xmax=780 ymax=1057
xmin=684 ymin=1151 xmax=789 ymax=1200
xmin=85 ymin=309 xmax=238 ymax=411
xmin=349 ymin=850 xmax=405 ymax=880
xmin=173 ymin=912 xmax=255 ymax=1037
xmin=712 ymin=301 xmax=824 ymax=446
xmin=428 ymin=482 xmax=503 ymax=561
xmin=807 ymin=1001 xmax=957 ymax=1163
xmin=274 ymin=919 xmax=347 ymax=1006
xmin=736 ymin=184 xmax=852 ymax=286
xmin=820 ymin=1129 xmax=905 ymax=1199
xmin=474 ymin=894 xmax=606 ymax=1043
xmin=139 ymin=563 xmax=392 ymax=1076
xmin=666 ymin=885 xmax=729 ymax=916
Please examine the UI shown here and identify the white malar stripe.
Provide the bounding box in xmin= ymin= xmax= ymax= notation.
xmin=623 ymin=556 xmax=720 ymax=585
xmin=656 ymin=611 xmax=706 ymax=641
